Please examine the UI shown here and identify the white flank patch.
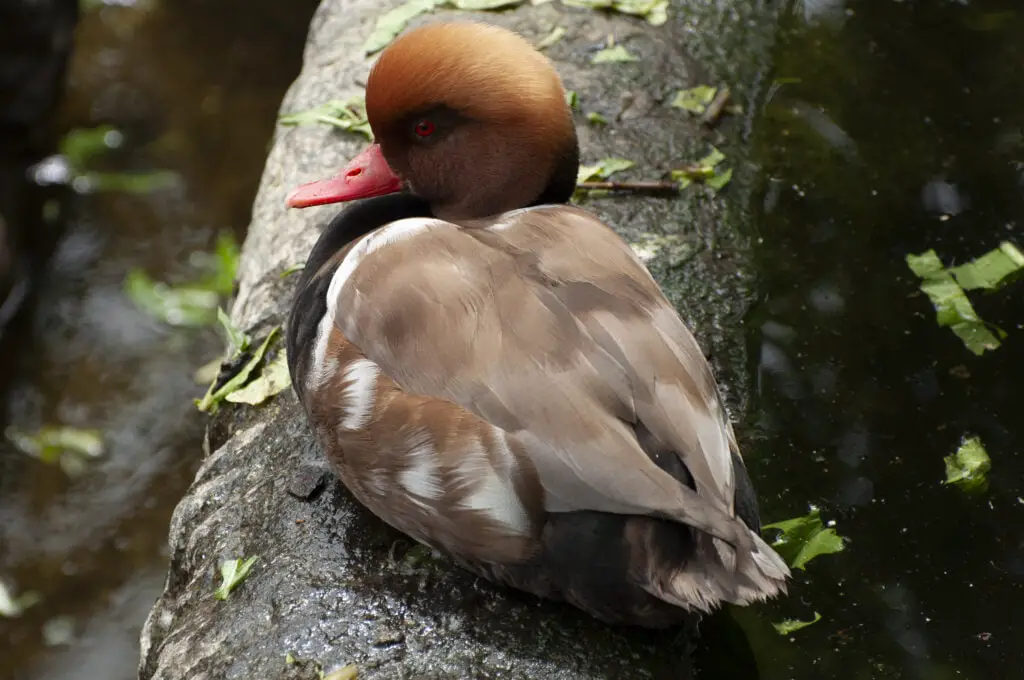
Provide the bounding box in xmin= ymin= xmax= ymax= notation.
xmin=339 ymin=358 xmax=379 ymax=430
xmin=459 ymin=431 xmax=530 ymax=535
xmin=306 ymin=313 xmax=339 ymax=393
xmin=398 ymin=431 xmax=444 ymax=501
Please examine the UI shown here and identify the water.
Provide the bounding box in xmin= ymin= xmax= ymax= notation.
xmin=0 ymin=1 xmax=316 ymax=678
xmin=733 ymin=1 xmax=1023 ymax=678
xmin=1 ymin=0 xmax=1021 ymax=678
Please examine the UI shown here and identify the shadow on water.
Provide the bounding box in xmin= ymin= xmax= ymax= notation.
xmin=718 ymin=1 xmax=1022 ymax=678
xmin=0 ymin=1 xmax=317 ymax=678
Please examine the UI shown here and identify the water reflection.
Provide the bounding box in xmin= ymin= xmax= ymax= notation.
xmin=0 ymin=1 xmax=317 ymax=678
xmin=746 ymin=1 xmax=1023 ymax=678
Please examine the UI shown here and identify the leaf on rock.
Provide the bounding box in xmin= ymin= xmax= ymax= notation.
xmin=943 ymin=436 xmax=991 ymax=492
xmin=772 ymin=612 xmax=822 ymax=635
xmin=196 ymin=327 xmax=280 ymax=413
xmin=563 ymin=0 xmax=669 ymax=25
xmin=577 ymin=158 xmax=635 ymax=183
xmin=225 ymin=351 xmax=291 ymax=405
xmin=670 ymin=85 xmax=718 ymax=114
xmin=671 ymin=146 xmax=732 ymax=191
xmin=450 ymin=0 xmax=523 ymax=8
xmin=591 ymin=44 xmax=638 ymax=64
xmin=763 ymin=507 xmax=846 ymax=571
xmin=279 ymin=98 xmax=374 ymax=140
xmin=214 ymin=556 xmax=258 ymax=601
xmin=535 ymin=26 xmax=567 ymax=50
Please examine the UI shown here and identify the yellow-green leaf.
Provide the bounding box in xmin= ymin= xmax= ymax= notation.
xmin=563 ymin=0 xmax=668 ymax=25
xmin=279 ymin=98 xmax=374 ymax=140
xmin=591 ymin=44 xmax=638 ymax=64
xmin=225 ymin=352 xmax=291 ymax=405
xmin=772 ymin=612 xmax=822 ymax=635
xmin=196 ymin=327 xmax=280 ymax=413
xmin=906 ymin=250 xmax=1004 ymax=355
xmin=0 ymin=580 xmax=41 ymax=619
xmin=323 ymin=665 xmax=359 ymax=680
xmin=763 ymin=508 xmax=845 ymax=571
xmin=943 ymin=436 xmax=991 ymax=492
xmin=450 ymin=0 xmax=523 ymax=8
xmin=949 ymin=241 xmax=1024 ymax=291
xmin=536 ymin=26 xmax=567 ymax=50
xmin=215 ymin=556 xmax=258 ymax=601
xmin=670 ymin=85 xmax=718 ymax=114
xmin=577 ymin=158 xmax=635 ymax=183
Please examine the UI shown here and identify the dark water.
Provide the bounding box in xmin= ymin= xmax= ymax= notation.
xmin=731 ymin=1 xmax=1023 ymax=678
xmin=0 ymin=1 xmax=316 ymax=678
xmin=1 ymin=0 xmax=1021 ymax=679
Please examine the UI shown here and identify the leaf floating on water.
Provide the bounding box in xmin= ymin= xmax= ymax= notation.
xmin=905 ymin=250 xmax=1004 ymax=355
xmin=563 ymin=0 xmax=669 ymax=25
xmin=225 ymin=351 xmax=291 ymax=405
xmin=577 ymin=158 xmax=635 ymax=184
xmin=59 ymin=125 xmax=121 ymax=170
xmin=0 ymin=580 xmax=42 ymax=618
xmin=671 ymin=146 xmax=732 ymax=192
xmin=215 ymin=556 xmax=258 ymax=601
xmin=5 ymin=426 xmax=104 ymax=477
xmin=763 ymin=507 xmax=846 ymax=571
xmin=125 ymin=269 xmax=220 ymax=327
xmin=670 ymin=85 xmax=718 ymax=114
xmin=591 ymin=44 xmax=638 ymax=64
xmin=772 ymin=611 xmax=822 ymax=635
xmin=943 ymin=436 xmax=991 ymax=493
xmin=196 ymin=327 xmax=280 ymax=413
xmin=535 ymin=25 xmax=567 ymax=50
xmin=949 ymin=241 xmax=1024 ymax=291
xmin=279 ymin=98 xmax=374 ymax=140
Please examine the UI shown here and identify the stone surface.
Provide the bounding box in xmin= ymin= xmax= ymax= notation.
xmin=139 ymin=1 xmax=778 ymax=678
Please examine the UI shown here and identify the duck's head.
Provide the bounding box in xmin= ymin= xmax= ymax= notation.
xmin=286 ymin=22 xmax=579 ymax=220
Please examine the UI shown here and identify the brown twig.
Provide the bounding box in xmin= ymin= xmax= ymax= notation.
xmin=577 ymin=180 xmax=681 ymax=193
xmin=699 ymin=86 xmax=732 ymax=127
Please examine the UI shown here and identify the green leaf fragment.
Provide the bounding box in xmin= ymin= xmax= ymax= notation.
xmin=285 ymin=653 xmax=297 ymax=665
xmin=943 ymin=436 xmax=991 ymax=492
xmin=670 ymin=85 xmax=718 ymax=114
xmin=586 ymin=111 xmax=608 ymax=125
xmin=215 ymin=556 xmax=258 ymax=601
xmin=536 ymin=26 xmax=567 ymax=50
xmin=280 ymin=262 xmax=306 ymax=278
xmin=949 ymin=241 xmax=1024 ymax=291
xmin=196 ymin=327 xmax=280 ymax=413
xmin=60 ymin=125 xmax=120 ymax=170
xmin=772 ymin=612 xmax=822 ymax=635
xmin=0 ymin=580 xmax=42 ymax=618
xmin=323 ymin=666 xmax=359 ymax=680
xmin=905 ymin=250 xmax=1004 ymax=355
xmin=591 ymin=45 xmax=638 ymax=64
xmin=763 ymin=507 xmax=845 ymax=571
xmin=78 ymin=170 xmax=178 ymax=195
xmin=125 ymin=269 xmax=220 ymax=327
xmin=563 ymin=0 xmax=669 ymax=25
xmin=279 ymin=98 xmax=374 ymax=140
xmin=363 ymin=0 xmax=441 ymax=55
xmin=565 ymin=90 xmax=579 ymax=110
xmin=217 ymin=307 xmax=251 ymax=357
xmin=5 ymin=426 xmax=104 ymax=477
xmin=671 ymin=147 xmax=732 ymax=191
xmin=225 ymin=351 xmax=291 ymax=405
xmin=577 ymin=158 xmax=635 ymax=183
xmin=450 ymin=0 xmax=523 ymax=8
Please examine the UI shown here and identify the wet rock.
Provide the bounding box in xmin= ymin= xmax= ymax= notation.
xmin=139 ymin=1 xmax=778 ymax=678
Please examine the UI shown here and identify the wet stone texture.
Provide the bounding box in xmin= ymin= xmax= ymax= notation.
xmin=139 ymin=1 xmax=777 ymax=678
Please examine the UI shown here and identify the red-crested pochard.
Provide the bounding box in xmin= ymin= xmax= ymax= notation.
xmin=284 ymin=21 xmax=789 ymax=628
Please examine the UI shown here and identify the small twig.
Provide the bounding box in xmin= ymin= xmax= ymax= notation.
xmin=699 ymin=86 xmax=732 ymax=127
xmin=577 ymin=180 xmax=681 ymax=193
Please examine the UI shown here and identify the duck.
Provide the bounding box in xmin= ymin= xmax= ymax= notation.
xmin=283 ymin=21 xmax=789 ymax=628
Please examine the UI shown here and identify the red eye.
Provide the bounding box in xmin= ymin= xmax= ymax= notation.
xmin=413 ymin=119 xmax=435 ymax=138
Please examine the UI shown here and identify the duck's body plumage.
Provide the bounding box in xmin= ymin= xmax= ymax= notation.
xmin=285 ymin=21 xmax=788 ymax=628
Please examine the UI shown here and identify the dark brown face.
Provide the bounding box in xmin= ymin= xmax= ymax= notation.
xmin=375 ymin=104 xmax=566 ymax=221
